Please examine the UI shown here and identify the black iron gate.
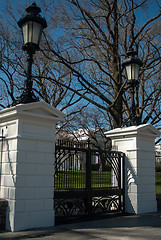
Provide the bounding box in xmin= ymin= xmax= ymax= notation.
xmin=54 ymin=140 xmax=125 ymax=223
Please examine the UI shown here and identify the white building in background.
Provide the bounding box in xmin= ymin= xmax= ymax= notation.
xmin=155 ymin=144 xmax=161 ymax=166
xmin=56 ymin=127 xmax=111 ymax=169
xmin=57 ymin=126 xmax=160 ymax=163
xmin=56 ymin=127 xmax=111 ymax=149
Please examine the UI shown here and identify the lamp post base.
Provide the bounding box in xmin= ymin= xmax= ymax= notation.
xmin=121 ymin=115 xmax=140 ymax=127
xmin=11 ymin=90 xmax=39 ymax=106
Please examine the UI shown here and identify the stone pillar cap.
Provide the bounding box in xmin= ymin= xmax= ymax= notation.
xmin=0 ymin=101 xmax=66 ymax=123
xmin=105 ymin=124 xmax=160 ymax=138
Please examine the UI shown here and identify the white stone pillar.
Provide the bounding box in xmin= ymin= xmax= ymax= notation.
xmin=105 ymin=124 xmax=160 ymax=214
xmin=0 ymin=102 xmax=65 ymax=232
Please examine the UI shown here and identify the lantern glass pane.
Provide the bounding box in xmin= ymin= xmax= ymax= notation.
xmin=22 ymin=21 xmax=42 ymax=45
xmin=28 ymin=21 xmax=33 ymax=43
xmin=132 ymin=63 xmax=140 ymax=80
xmin=22 ymin=22 xmax=28 ymax=45
xmin=125 ymin=63 xmax=140 ymax=81
xmin=125 ymin=64 xmax=132 ymax=81
xmin=32 ymin=22 xmax=42 ymax=44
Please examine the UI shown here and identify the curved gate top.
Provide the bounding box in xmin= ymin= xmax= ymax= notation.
xmin=54 ymin=139 xmax=125 ymax=223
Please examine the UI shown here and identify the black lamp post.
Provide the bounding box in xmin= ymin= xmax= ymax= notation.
xmin=12 ymin=2 xmax=47 ymax=106
xmin=122 ymin=48 xmax=143 ymax=126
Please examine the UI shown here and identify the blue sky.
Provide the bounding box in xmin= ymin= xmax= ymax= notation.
xmin=135 ymin=0 xmax=161 ymax=25
xmin=0 ymin=0 xmax=160 ymax=24
xmin=0 ymin=0 xmax=161 ymax=110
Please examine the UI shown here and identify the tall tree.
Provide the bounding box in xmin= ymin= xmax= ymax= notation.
xmin=42 ymin=0 xmax=161 ymax=128
xmin=0 ymin=0 xmax=80 ymax=113
xmin=0 ymin=0 xmax=161 ymax=130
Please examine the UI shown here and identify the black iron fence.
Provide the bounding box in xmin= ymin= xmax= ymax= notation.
xmin=54 ymin=139 xmax=125 ymax=223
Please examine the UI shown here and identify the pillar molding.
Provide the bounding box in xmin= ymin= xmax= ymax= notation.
xmin=105 ymin=124 xmax=160 ymax=214
xmin=0 ymin=102 xmax=65 ymax=231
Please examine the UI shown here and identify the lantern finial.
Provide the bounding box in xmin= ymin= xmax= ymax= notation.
xmin=26 ymin=2 xmax=41 ymax=14
xmin=126 ymin=48 xmax=137 ymax=57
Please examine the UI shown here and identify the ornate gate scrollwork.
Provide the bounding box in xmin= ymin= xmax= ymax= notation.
xmin=54 ymin=140 xmax=124 ymax=222
xmin=92 ymin=195 xmax=120 ymax=214
xmin=55 ymin=198 xmax=85 ymax=217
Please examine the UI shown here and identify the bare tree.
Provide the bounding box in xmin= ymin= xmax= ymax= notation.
xmin=41 ymin=0 xmax=161 ymax=128
xmin=0 ymin=0 xmax=161 ymax=130
xmin=0 ymin=0 xmax=80 ymax=114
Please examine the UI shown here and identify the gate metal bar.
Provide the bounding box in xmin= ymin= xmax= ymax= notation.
xmin=54 ymin=139 xmax=125 ymax=222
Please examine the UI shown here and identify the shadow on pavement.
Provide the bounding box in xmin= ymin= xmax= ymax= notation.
xmin=0 ymin=201 xmax=161 ymax=240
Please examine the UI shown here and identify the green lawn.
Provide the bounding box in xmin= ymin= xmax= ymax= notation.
xmin=55 ymin=170 xmax=86 ymax=189
xmin=55 ymin=170 xmax=161 ymax=193
xmin=54 ymin=170 xmax=112 ymax=189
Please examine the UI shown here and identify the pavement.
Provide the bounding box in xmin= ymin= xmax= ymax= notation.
xmin=1 ymin=211 xmax=161 ymax=240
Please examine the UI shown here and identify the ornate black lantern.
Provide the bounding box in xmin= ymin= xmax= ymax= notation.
xmin=18 ymin=2 xmax=47 ymax=52
xmin=12 ymin=2 xmax=47 ymax=105
xmin=122 ymin=49 xmax=143 ymax=126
